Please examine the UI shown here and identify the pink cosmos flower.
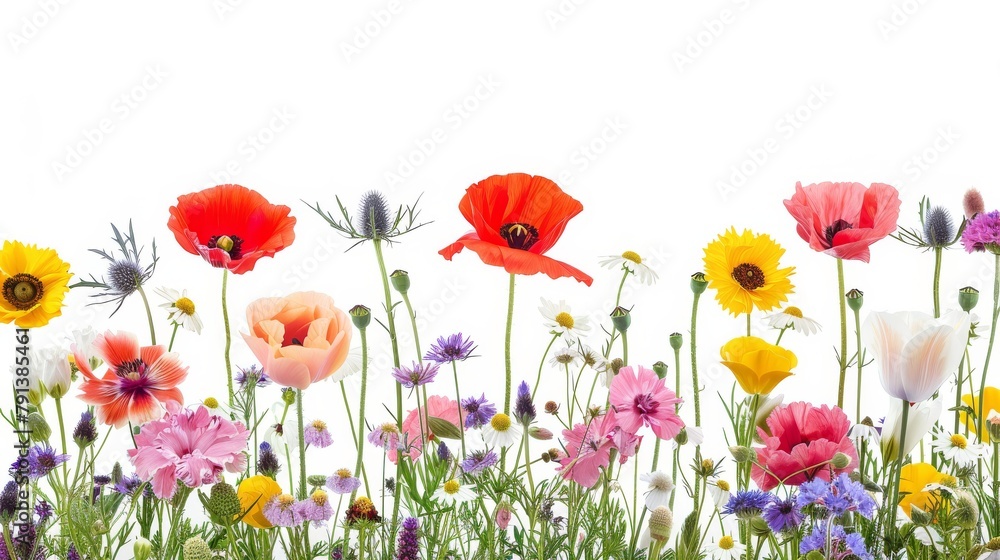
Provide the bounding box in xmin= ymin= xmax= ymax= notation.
xmin=556 ymin=412 xmax=619 ymax=488
xmin=751 ymin=401 xmax=858 ymax=491
xmin=609 ymin=365 xmax=684 ymax=440
xmin=783 ymin=181 xmax=901 ymax=262
xmin=127 ymin=403 xmax=250 ymax=499
xmin=389 ymin=395 xmax=465 ymax=463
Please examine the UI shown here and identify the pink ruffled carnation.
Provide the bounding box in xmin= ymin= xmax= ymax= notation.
xmin=127 ymin=403 xmax=250 ymax=499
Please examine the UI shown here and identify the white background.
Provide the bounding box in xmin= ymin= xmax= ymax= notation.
xmin=2 ymin=0 xmax=999 ymax=535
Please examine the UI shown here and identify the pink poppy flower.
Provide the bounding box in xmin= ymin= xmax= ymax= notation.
xmin=751 ymin=401 xmax=857 ymax=491
xmin=128 ymin=403 xmax=250 ymax=499
xmin=75 ymin=330 xmax=187 ymax=428
xmin=389 ymin=395 xmax=465 ymax=463
xmin=609 ymin=365 xmax=684 ymax=440
xmin=783 ymin=181 xmax=901 ymax=262
xmin=556 ymin=412 xmax=619 ymax=488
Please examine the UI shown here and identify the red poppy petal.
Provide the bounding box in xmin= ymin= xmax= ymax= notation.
xmin=94 ymin=331 xmax=140 ymax=369
xmin=96 ymin=397 xmax=133 ymax=429
xmin=145 ymin=353 xmax=188 ymax=389
xmin=446 ymin=237 xmax=592 ymax=285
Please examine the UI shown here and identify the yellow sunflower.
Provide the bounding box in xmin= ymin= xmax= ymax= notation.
xmin=0 ymin=240 xmax=72 ymax=328
xmin=703 ymin=228 xmax=794 ymax=316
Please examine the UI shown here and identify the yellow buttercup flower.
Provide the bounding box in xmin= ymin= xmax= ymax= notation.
xmin=720 ymin=336 xmax=797 ymax=395
xmin=237 ymin=475 xmax=282 ymax=529
xmin=0 ymin=240 xmax=72 ymax=328
xmin=703 ymin=228 xmax=794 ymax=316
xmin=898 ymin=462 xmax=947 ymax=518
xmin=961 ymin=387 xmax=1000 ymax=442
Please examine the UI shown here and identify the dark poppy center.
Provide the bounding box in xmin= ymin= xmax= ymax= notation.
xmin=732 ymin=263 xmax=765 ymax=291
xmin=499 ymin=222 xmax=540 ymax=250
xmin=3 ymin=273 xmax=43 ymax=310
xmin=634 ymin=393 xmax=659 ymax=416
xmin=116 ymin=358 xmax=147 ymax=380
xmin=207 ymin=234 xmax=244 ymax=259
xmin=824 ymin=219 xmax=854 ymax=247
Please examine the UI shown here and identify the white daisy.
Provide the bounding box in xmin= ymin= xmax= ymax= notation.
xmin=639 ymin=471 xmax=674 ymax=511
xmin=155 ymin=287 xmax=204 ymax=334
xmin=763 ymin=306 xmax=821 ymax=336
xmin=577 ymin=344 xmax=608 ymax=372
xmin=706 ymin=535 xmax=745 ymax=560
xmin=482 ymin=413 xmax=521 ymax=448
xmin=930 ymin=430 xmax=986 ymax=466
xmin=539 ymin=298 xmax=591 ymax=343
xmin=433 ymin=478 xmax=476 ymax=505
xmin=199 ymin=396 xmax=229 ymax=418
xmin=848 ymin=421 xmax=881 ymax=444
xmin=549 ymin=345 xmax=582 ymax=369
xmin=599 ymin=251 xmax=659 ymax=285
xmin=708 ymin=479 xmax=732 ymax=511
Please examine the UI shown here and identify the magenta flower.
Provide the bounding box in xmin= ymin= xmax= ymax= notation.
xmin=556 ymin=411 xmax=619 ymax=488
xmin=127 ymin=403 xmax=250 ymax=500
xmin=962 ymin=210 xmax=1000 ymax=253
xmin=609 ymin=365 xmax=684 ymax=440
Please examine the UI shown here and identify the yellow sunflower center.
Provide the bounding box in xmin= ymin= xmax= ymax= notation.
xmin=443 ymin=479 xmax=461 ymax=495
xmin=950 ymin=434 xmax=968 ymax=449
xmin=716 ymin=480 xmax=730 ymax=492
xmin=555 ymin=312 xmax=575 ymax=329
xmin=491 ymin=413 xmax=512 ymax=432
xmin=203 ymin=397 xmax=219 ymax=409
xmin=718 ymin=536 xmax=735 ymax=550
xmin=175 ymin=297 xmax=196 ymax=316
xmin=783 ymin=306 xmax=803 ymax=318
xmin=335 ymin=468 xmax=352 ymax=478
xmin=3 ymin=273 xmax=44 ymax=310
xmin=731 ymin=263 xmax=765 ymax=291
xmin=622 ymin=250 xmax=642 ymax=264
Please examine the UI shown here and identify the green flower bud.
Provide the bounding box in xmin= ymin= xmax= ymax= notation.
xmin=609 ymin=358 xmax=624 ymax=375
xmin=669 ymin=332 xmax=683 ymax=350
xmin=749 ymin=516 xmax=771 ymax=538
xmin=133 ymin=537 xmax=152 ymax=560
xmin=831 ymin=452 xmax=851 ymax=470
xmin=729 ymin=446 xmax=755 ymax=464
xmin=92 ymin=519 xmax=108 ymax=534
xmin=674 ymin=427 xmax=689 ymax=446
xmin=649 ymin=506 xmax=673 ymax=542
xmin=529 ymin=427 xmax=554 ymax=441
xmin=206 ymin=482 xmax=242 ymax=521
xmin=690 ymin=272 xmax=708 ymax=295
xmin=281 ymin=387 xmax=296 ymax=405
xmin=652 ymin=361 xmax=668 ymax=379
xmin=132 ymin=424 xmax=141 ymax=436
xmin=183 ymin=537 xmax=213 ymax=560
xmin=111 ymin=462 xmax=123 ymax=485
xmin=909 ymin=505 xmax=932 ymax=526
xmin=26 ymin=412 xmax=50 ymax=442
xmin=803 ymin=551 xmax=825 ymax=560
xmin=953 ymin=490 xmax=980 ymax=530
xmin=610 ymin=306 xmax=631 ymax=332
xmin=350 ymin=305 xmax=372 ymax=329
xmin=308 ymin=475 xmax=328 ymax=488
xmin=988 ymin=415 xmax=1000 ymax=444
xmin=846 ymin=289 xmax=864 ymax=312
xmin=390 ymin=269 xmax=410 ymax=294
xmin=960 ymin=286 xmax=980 ymax=312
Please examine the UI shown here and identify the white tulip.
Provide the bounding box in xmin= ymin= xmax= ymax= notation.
xmin=881 ymin=398 xmax=942 ymax=462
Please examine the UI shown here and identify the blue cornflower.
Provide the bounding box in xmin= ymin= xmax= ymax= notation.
xmin=796 ymin=473 xmax=877 ymax=518
xmin=26 ymin=445 xmax=69 ymax=480
xmin=762 ymin=494 xmax=803 ymax=533
xmin=424 ymin=333 xmax=477 ymax=364
xmin=461 ymin=394 xmax=496 ymax=429
xmin=800 ymin=522 xmax=873 ymax=560
xmin=235 ymin=365 xmax=270 ymax=389
xmin=460 ymin=450 xmax=499 ymax=475
xmin=723 ymin=489 xmax=772 ymax=519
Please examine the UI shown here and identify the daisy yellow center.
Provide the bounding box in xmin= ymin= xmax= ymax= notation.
xmin=175 ymin=297 xmax=196 ymax=316
xmin=716 ymin=480 xmax=731 ymax=492
xmin=335 ymin=468 xmax=352 ymax=478
xmin=621 ymin=250 xmax=642 ymax=264
xmin=278 ymin=494 xmax=295 ymax=508
xmin=3 ymin=273 xmax=44 ymax=310
xmin=731 ymin=263 xmax=765 ymax=291
xmin=491 ymin=413 xmax=512 ymax=432
xmin=950 ymin=434 xmax=968 ymax=449
xmin=443 ymin=479 xmax=461 ymax=495
xmin=555 ymin=312 xmax=575 ymax=329
xmin=203 ymin=397 xmax=219 ymax=409
xmin=783 ymin=306 xmax=803 ymax=318
xmin=718 ymin=536 xmax=735 ymax=550
xmin=311 ymin=490 xmax=328 ymax=506
xmin=311 ymin=420 xmax=327 ymax=431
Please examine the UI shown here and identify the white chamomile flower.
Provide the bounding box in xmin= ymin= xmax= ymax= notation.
xmin=707 ymin=535 xmax=745 ymax=560
xmin=199 ymin=396 xmax=229 ymax=418
xmin=930 ymin=430 xmax=986 ymax=466
xmin=848 ymin=420 xmax=881 ymax=444
xmin=577 ymin=344 xmax=607 ymax=372
xmin=434 ymin=478 xmax=476 ymax=505
xmin=764 ymin=306 xmax=821 ymax=336
xmin=155 ymin=287 xmax=203 ymax=334
xmin=599 ymin=251 xmax=658 ymax=285
xmin=482 ymin=413 xmax=521 ymax=448
xmin=539 ymin=298 xmax=591 ymax=343
xmin=639 ymin=471 xmax=674 ymax=511
xmin=550 ymin=345 xmax=582 ymax=369
xmin=708 ymin=479 xmax=732 ymax=511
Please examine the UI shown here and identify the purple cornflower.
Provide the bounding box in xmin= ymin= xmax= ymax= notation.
xmin=514 ymin=381 xmax=536 ymax=425
xmin=424 ymin=334 xmax=476 ymax=364
xmin=461 ymin=394 xmax=496 ymax=429
xmin=263 ymin=494 xmax=301 ymax=527
xmin=396 ymin=517 xmax=420 ymax=560
xmin=723 ymin=490 xmax=771 ymax=519
xmin=762 ymin=494 xmax=803 ymax=533
xmin=800 ymin=521 xmax=873 ymax=560
xmin=111 ymin=474 xmax=144 ymax=497
xmin=26 ymin=445 xmax=69 ymax=480
xmin=796 ymin=474 xmax=877 ymax=518
xmin=294 ymin=490 xmax=334 ymax=525
xmin=460 ymin=449 xmax=499 ymax=475
xmin=235 ymin=364 xmax=270 ymax=388
xmin=326 ymin=468 xmax=362 ymax=495
xmin=34 ymin=501 xmax=53 ymax=523
xmin=392 ymin=361 xmax=440 ymax=388
xmin=304 ymin=420 xmax=333 ymax=448
xmin=962 ymin=210 xmax=1000 ymax=253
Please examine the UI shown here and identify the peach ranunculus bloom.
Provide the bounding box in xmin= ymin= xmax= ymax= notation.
xmin=242 ymin=292 xmax=352 ymax=390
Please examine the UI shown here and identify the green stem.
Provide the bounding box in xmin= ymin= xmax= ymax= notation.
xmin=280 ymin=402 xmax=295 ymax=495
xmin=774 ymin=326 xmax=787 ymax=346
xmin=531 ymin=334 xmax=559 ymax=401
xmin=353 ymin=328 xmax=370 ymax=499
xmin=854 ymin=306 xmax=863 ymax=424
xmin=372 ymin=239 xmax=402 ymax=527
xmin=401 ymin=291 xmax=422 ymax=363
xmin=933 ymin=247 xmax=942 ymax=318
xmin=136 ymin=284 xmax=157 ymax=345
xmin=746 ymin=312 xmax=751 ymax=337
xmin=54 ymin=397 xmax=69 ymax=483
xmin=167 ymin=323 xmax=179 ymax=352
xmin=890 ymin=399 xmax=910 ymax=522
xmin=221 ymin=270 xmax=234 ymax=408
xmin=690 ymin=289 xmax=703 ymax=506
xmin=980 ymin=253 xmax=1000 ymax=441
xmin=452 ymin=361 xmax=467 ymax=458
xmin=621 ymin=331 xmax=629 ymax=366
xmin=836 ymin=258 xmax=847 ymax=410
xmin=504 ymin=273 xmax=516 ymax=414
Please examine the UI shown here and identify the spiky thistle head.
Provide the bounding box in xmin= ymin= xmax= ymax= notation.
xmin=357 ymin=191 xmax=392 ymax=240
xmin=71 ymin=221 xmax=157 ymax=316
xmin=923 ymin=206 xmax=956 ymax=247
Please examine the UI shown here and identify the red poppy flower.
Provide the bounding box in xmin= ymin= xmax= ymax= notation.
xmin=783 ymin=181 xmax=900 ymax=262
xmin=168 ymin=184 xmax=296 ymax=274
xmin=439 ymin=174 xmax=592 ymax=285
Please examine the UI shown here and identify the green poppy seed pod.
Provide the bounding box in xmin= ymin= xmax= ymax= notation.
xmin=215 ymin=235 xmax=235 ymax=253
xmin=960 ymin=286 xmax=980 ymax=312
xmin=652 ymin=361 xmax=668 ymax=379
xmin=729 ymin=445 xmax=755 ymax=464
xmin=281 ymin=388 xmax=296 ymax=405
xmin=953 ymin=490 xmax=979 ymax=530
xmin=26 ymin=412 xmax=50 ymax=442
xmin=349 ymin=304 xmax=372 ymax=329
xmin=846 ymin=289 xmax=864 ymax=312
xmin=674 ymin=427 xmax=689 ymax=446
xmin=749 ymin=517 xmax=771 ymax=538
xmin=831 ymin=452 xmax=851 ymax=470
xmin=132 ymin=424 xmax=140 ymax=436
xmin=649 ymin=506 xmax=673 ymax=542
xmin=183 ymin=537 xmax=213 ymax=560
xmin=133 ymin=537 xmax=152 ymax=560
xmin=390 ymin=269 xmax=410 ymax=294
xmin=610 ymin=307 xmax=631 ymax=332
xmin=690 ymin=272 xmax=708 ymax=294
xmin=669 ymin=332 xmax=683 ymax=350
